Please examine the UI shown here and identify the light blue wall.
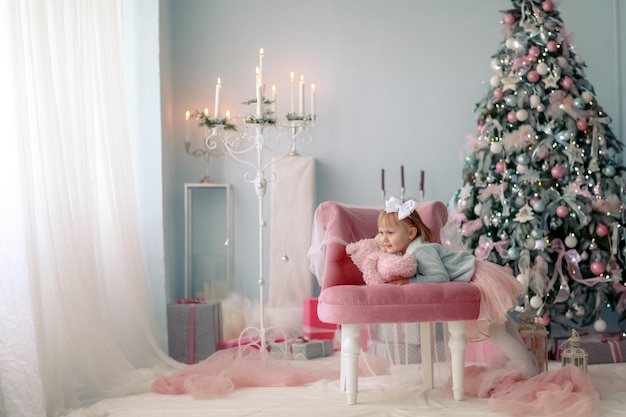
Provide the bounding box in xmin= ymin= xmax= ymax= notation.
xmin=148 ymin=0 xmax=625 ymax=328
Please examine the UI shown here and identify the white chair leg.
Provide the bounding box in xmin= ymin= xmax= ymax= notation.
xmin=447 ymin=320 xmax=467 ymax=401
xmin=341 ymin=323 xmax=361 ymax=405
xmin=419 ymin=322 xmax=434 ymax=389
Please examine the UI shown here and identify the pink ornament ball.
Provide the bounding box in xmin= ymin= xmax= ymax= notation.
xmin=507 ymin=111 xmax=518 ymax=124
xmin=596 ymin=223 xmax=609 ymax=237
xmin=551 ymin=165 xmax=565 ymax=179
xmin=590 ymin=260 xmax=606 ymax=276
xmin=527 ymin=70 xmax=540 ymax=83
xmin=561 ymin=77 xmax=574 ymax=90
xmin=496 ymin=160 xmax=507 ymax=173
xmin=493 ymin=88 xmax=504 ymax=100
xmin=556 ymin=205 xmax=569 ymax=218
xmin=577 ymin=119 xmax=588 ymax=131
xmin=547 ymin=40 xmax=558 ymax=53
xmin=537 ymin=314 xmax=550 ymax=326
xmin=504 ymin=13 xmax=516 ymax=25
xmin=542 ymin=1 xmax=554 ymax=12
xmin=530 ymin=196 xmax=540 ymax=206
xmin=528 ymin=46 xmax=540 ymax=59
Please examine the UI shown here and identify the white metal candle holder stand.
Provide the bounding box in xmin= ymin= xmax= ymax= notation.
xmin=196 ymin=58 xmax=315 ymax=353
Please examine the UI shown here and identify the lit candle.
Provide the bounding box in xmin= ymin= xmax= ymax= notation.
xmin=310 ymin=83 xmax=316 ymax=120
xmin=225 ymin=110 xmax=230 ymax=120
xmin=204 ymin=108 xmax=209 ymax=116
xmin=258 ymin=48 xmax=264 ymax=86
xmin=271 ymin=85 xmax=276 ymax=113
xmin=256 ymin=80 xmax=263 ymax=117
xmin=381 ymin=169 xmax=385 ymax=193
xmin=299 ymin=75 xmax=305 ymax=116
xmin=401 ymin=165 xmax=405 ymax=188
xmin=185 ymin=110 xmax=191 ymax=143
xmin=290 ymin=71 xmax=295 ymax=114
xmin=214 ymin=77 xmax=221 ymax=119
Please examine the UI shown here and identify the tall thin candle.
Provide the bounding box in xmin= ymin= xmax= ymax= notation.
xmin=401 ymin=165 xmax=405 ymax=188
xmin=298 ymin=75 xmax=305 ymax=116
xmin=420 ymin=170 xmax=425 ymax=192
xmin=289 ymin=72 xmax=295 ymax=114
xmin=256 ymin=80 xmax=263 ymax=117
xmin=214 ymin=77 xmax=221 ymax=118
xmin=381 ymin=169 xmax=385 ymax=192
xmin=310 ymin=84 xmax=316 ymax=120
xmin=185 ymin=110 xmax=191 ymax=143
xmin=271 ymin=85 xmax=276 ymax=114
xmin=258 ymin=48 xmax=264 ymax=86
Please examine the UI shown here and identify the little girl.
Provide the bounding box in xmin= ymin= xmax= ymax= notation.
xmin=379 ymin=197 xmax=537 ymax=375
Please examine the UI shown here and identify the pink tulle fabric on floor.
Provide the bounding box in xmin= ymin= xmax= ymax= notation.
xmin=466 ymin=260 xmax=524 ymax=341
xmin=151 ymin=346 xmax=390 ymax=399
xmin=458 ymin=356 xmax=600 ymax=417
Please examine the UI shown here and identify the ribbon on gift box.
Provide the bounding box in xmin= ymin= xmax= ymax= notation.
xmin=175 ymin=298 xmax=204 ymax=363
xmin=576 ymin=333 xmax=624 ymax=363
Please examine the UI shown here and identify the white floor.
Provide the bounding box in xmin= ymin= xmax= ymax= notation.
xmin=66 ymin=355 xmax=626 ymax=417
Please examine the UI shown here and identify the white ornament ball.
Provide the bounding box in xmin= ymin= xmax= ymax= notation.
xmin=505 ymin=37 xmax=517 ymax=49
xmin=565 ymin=311 xmax=574 ymax=319
xmin=516 ymin=273 xmax=529 ymax=287
xmin=491 ymin=58 xmax=502 ymax=72
xmin=530 ymin=95 xmax=541 ymax=108
xmin=575 ymin=305 xmax=586 ymax=316
xmin=564 ymin=235 xmax=578 ymax=248
xmin=536 ymin=62 xmax=549 ymax=75
xmin=525 ymin=238 xmax=536 ymax=250
xmin=474 ymin=203 xmax=483 ymax=216
xmin=490 ymin=75 xmax=500 ymax=87
xmin=536 ymin=104 xmax=545 ymax=112
xmin=557 ymin=56 xmax=568 ymax=68
xmin=517 ymin=164 xmax=529 ymax=174
xmin=530 ymin=295 xmax=543 ymax=309
xmin=516 ymin=109 xmax=528 ymax=122
xmin=490 ymin=142 xmax=503 ymax=154
xmin=594 ymin=318 xmax=607 ymax=332
xmin=581 ymin=91 xmax=594 ymax=103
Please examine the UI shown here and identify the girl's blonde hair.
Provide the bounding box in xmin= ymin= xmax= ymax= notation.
xmin=377 ymin=209 xmax=436 ymax=243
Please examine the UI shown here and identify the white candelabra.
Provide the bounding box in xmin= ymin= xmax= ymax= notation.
xmin=185 ymin=49 xmax=316 ymax=352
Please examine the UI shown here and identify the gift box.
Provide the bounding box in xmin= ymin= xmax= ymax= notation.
xmin=370 ymin=340 xmax=447 ymax=365
xmin=303 ymin=297 xmax=338 ymax=340
xmin=376 ymin=322 xmax=444 ymax=345
xmin=269 ymin=338 xmax=333 ymax=360
xmin=292 ymin=339 xmax=334 ymax=360
xmin=167 ymin=299 xmax=222 ymax=364
xmin=551 ymin=334 xmax=626 ymax=364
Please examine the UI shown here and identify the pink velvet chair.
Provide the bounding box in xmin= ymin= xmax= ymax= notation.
xmin=312 ymin=200 xmax=481 ymax=405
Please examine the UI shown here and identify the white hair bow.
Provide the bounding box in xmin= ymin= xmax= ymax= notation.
xmin=385 ymin=197 xmax=416 ymax=220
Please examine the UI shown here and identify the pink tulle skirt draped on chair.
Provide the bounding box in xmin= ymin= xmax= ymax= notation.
xmin=466 ymin=260 xmax=524 ymax=341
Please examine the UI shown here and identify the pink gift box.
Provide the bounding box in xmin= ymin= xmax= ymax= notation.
xmin=303 ymin=297 xmax=338 ymax=340
xmin=551 ymin=333 xmax=625 ymax=364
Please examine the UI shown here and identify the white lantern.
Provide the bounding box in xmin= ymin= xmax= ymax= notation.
xmin=517 ymin=309 xmax=549 ymax=372
xmin=561 ymin=329 xmax=588 ymax=373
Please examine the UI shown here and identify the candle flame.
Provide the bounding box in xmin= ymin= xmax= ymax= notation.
xmin=185 ymin=110 xmax=190 ymax=120
xmin=290 ymin=71 xmax=295 ymax=80
xmin=311 ymin=84 xmax=316 ymax=92
xmin=272 ymin=85 xmax=276 ymax=94
xmin=225 ymin=110 xmax=230 ymax=119
xmin=217 ymin=77 xmax=221 ymax=85
xmin=204 ymin=108 xmax=209 ymax=116
xmin=259 ymin=48 xmax=264 ymax=56
xmin=300 ymin=75 xmax=304 ymax=82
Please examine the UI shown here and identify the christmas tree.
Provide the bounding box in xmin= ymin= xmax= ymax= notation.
xmin=450 ymin=0 xmax=626 ymax=334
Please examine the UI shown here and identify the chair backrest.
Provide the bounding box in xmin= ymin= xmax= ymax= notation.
xmin=313 ymin=200 xmax=448 ymax=290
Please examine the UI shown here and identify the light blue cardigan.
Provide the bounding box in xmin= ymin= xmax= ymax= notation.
xmin=406 ymin=237 xmax=475 ymax=283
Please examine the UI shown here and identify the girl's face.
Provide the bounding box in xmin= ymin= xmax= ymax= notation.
xmin=377 ymin=221 xmax=417 ymax=255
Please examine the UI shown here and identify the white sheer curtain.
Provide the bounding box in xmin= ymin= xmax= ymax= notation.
xmin=0 ymin=1 xmax=178 ymax=416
